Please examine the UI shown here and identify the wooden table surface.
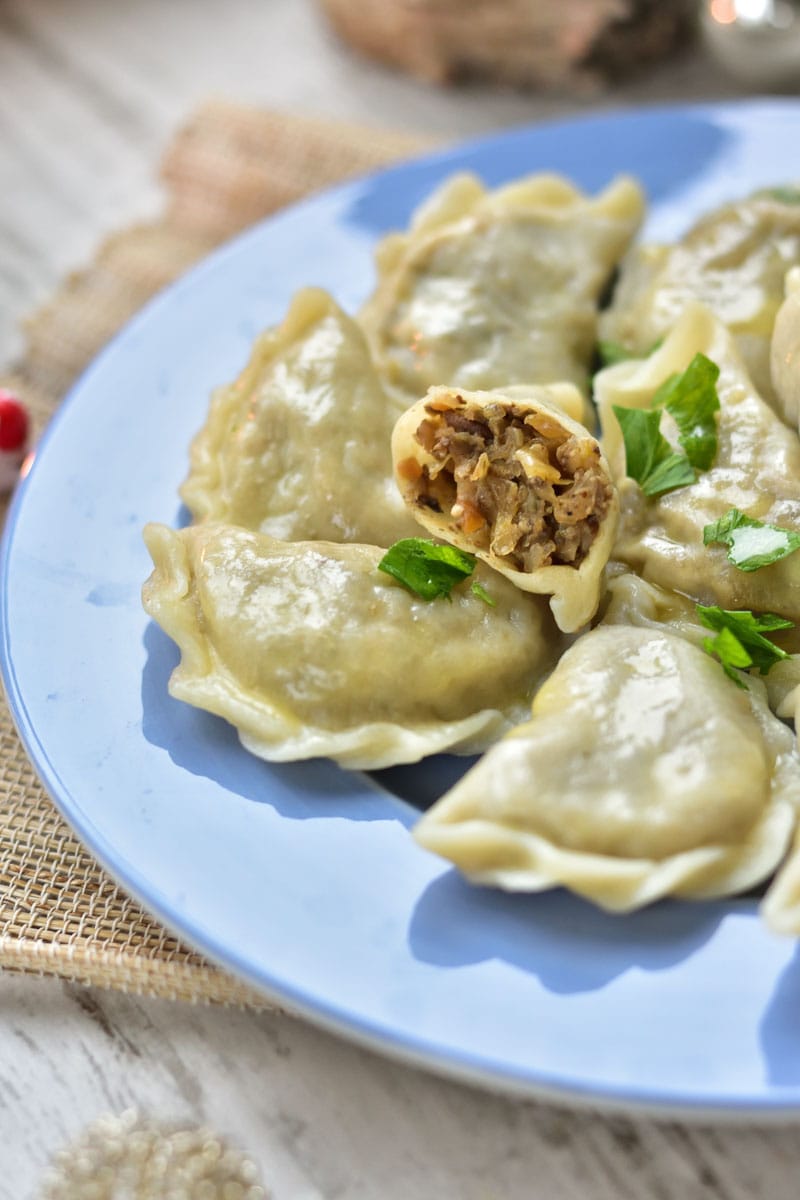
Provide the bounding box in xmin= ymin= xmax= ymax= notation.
xmin=2 ymin=1 xmax=799 ymax=1196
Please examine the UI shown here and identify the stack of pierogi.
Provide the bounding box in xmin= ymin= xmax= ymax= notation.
xmin=142 ymin=170 xmax=800 ymax=934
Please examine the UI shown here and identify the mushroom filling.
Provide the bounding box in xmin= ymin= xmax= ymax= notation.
xmin=408 ymin=396 xmax=613 ymax=572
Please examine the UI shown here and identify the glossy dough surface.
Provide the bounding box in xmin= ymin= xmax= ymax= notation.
xmin=360 ymin=172 xmax=644 ymax=408
xmin=770 ymin=265 xmax=800 ymax=432
xmin=181 ymin=288 xmax=419 ymax=547
xmin=141 ymin=521 xmax=559 ymax=769
xmin=414 ymin=626 xmax=799 ymax=911
xmin=596 ymin=302 xmax=800 ymax=620
xmin=763 ymin=828 xmax=800 ymax=935
xmin=392 ymin=384 xmax=618 ymax=632
xmin=600 ymin=188 xmax=800 ymax=406
xmin=142 ymin=168 xmax=800 ymax=929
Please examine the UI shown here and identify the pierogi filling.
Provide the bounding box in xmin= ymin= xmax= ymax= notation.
xmin=404 ymin=394 xmax=613 ymax=572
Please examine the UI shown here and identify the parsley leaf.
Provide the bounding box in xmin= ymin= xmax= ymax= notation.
xmin=652 ymin=352 xmax=720 ymax=470
xmin=759 ymin=186 xmax=800 ymax=205
xmin=703 ymin=507 xmax=800 ymax=572
xmin=612 ymin=406 xmax=696 ymax=496
xmin=597 ymin=340 xmax=635 ymax=367
xmin=378 ymin=538 xmax=477 ymax=600
xmin=596 ymin=338 xmax=663 ymax=369
xmin=697 ymin=604 xmax=793 ymax=686
xmin=470 ymin=580 xmax=496 ymax=607
xmin=701 ymin=627 xmax=754 ymax=687
xmin=613 ymin=353 xmax=721 ymax=496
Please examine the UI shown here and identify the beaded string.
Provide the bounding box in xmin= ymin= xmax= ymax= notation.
xmin=38 ymin=1110 xmax=267 ymax=1200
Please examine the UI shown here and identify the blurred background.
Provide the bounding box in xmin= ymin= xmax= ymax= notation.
xmin=0 ymin=0 xmax=796 ymax=363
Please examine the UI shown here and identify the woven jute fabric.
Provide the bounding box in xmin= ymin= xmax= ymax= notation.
xmin=0 ymin=100 xmax=430 ymax=1004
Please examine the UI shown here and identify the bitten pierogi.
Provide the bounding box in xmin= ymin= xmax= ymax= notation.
xmin=143 ymin=169 xmax=800 ymax=936
xmin=392 ymin=384 xmax=618 ymax=632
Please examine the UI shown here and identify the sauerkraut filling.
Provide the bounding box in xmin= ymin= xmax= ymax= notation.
xmin=402 ymin=394 xmax=613 ymax=572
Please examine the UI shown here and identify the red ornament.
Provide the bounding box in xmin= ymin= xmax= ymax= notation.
xmin=0 ymin=390 xmax=29 ymax=452
xmin=0 ymin=390 xmax=30 ymax=493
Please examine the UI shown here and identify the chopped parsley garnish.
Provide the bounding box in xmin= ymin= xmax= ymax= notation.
xmin=597 ymin=340 xmax=636 ymax=367
xmin=596 ymin=337 xmax=663 ymax=369
xmin=378 ymin=538 xmax=477 ymax=600
xmin=651 ymin=352 xmax=720 ymax=470
xmin=612 ymin=406 xmax=696 ymax=496
xmin=613 ymin=352 xmax=720 ymax=496
xmin=470 ymin=580 xmax=496 ymax=607
xmin=759 ymin=186 xmax=800 ymax=205
xmin=697 ymin=604 xmax=793 ymax=687
xmin=703 ymin=507 xmax=800 ymax=572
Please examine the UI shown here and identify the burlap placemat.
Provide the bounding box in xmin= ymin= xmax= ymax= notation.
xmin=0 ymin=100 xmax=430 ymax=1004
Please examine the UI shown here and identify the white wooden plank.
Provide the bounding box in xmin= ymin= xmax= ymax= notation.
xmin=3 ymin=976 xmax=800 ymax=1200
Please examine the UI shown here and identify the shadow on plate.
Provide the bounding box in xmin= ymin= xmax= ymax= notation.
xmin=369 ymin=756 xmax=474 ymax=813
xmin=760 ymin=943 xmax=800 ymax=1085
xmin=140 ymin=620 xmax=427 ymax=824
xmin=408 ymin=867 xmax=729 ymax=996
xmin=141 ymin=610 xmax=787 ymax=1011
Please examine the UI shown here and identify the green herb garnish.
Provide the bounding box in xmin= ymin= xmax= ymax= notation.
xmin=596 ymin=338 xmax=663 ymax=369
xmin=612 ymin=406 xmax=696 ymax=496
xmin=697 ymin=604 xmax=793 ymax=687
xmin=470 ymin=580 xmax=496 ymax=607
xmin=703 ymin=507 xmax=800 ymax=573
xmin=612 ymin=352 xmax=720 ymax=496
xmin=652 ymin=352 xmax=720 ymax=470
xmin=378 ymin=538 xmax=477 ymax=600
xmin=597 ymin=340 xmax=636 ymax=367
xmin=759 ymin=186 xmax=800 ymax=205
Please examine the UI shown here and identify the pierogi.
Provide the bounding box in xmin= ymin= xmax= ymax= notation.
xmin=360 ymin=171 xmax=644 ymax=412
xmin=763 ymin=827 xmax=800 ymax=935
xmin=596 ymin=302 xmax=800 ymax=621
xmin=600 ymin=186 xmax=800 ymax=407
xmin=181 ymin=288 xmax=419 ymax=547
xmin=392 ymin=384 xmax=618 ymax=632
xmin=142 ymin=168 xmax=800 ymax=932
xmin=414 ymin=626 xmax=799 ymax=912
xmin=141 ymin=521 xmax=559 ymax=770
xmin=770 ymin=265 xmax=800 ymax=432
xmin=599 ymin=568 xmax=708 ymax=647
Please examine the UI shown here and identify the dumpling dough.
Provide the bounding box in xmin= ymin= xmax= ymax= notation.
xmin=360 ymin=172 xmax=644 ymax=410
xmin=414 ymin=626 xmax=799 ymax=912
xmin=763 ymin=828 xmax=800 ymax=935
xmin=180 ymin=288 xmax=420 ymax=547
xmin=770 ymin=265 xmax=800 ymax=432
xmin=599 ymin=568 xmax=708 ymax=647
xmin=603 ymin=566 xmax=800 ymax=737
xmin=596 ymin=302 xmax=800 ymax=621
xmin=600 ymin=186 xmax=800 ymax=407
xmin=141 ymin=521 xmax=560 ymax=770
xmin=392 ymin=384 xmax=618 ymax=632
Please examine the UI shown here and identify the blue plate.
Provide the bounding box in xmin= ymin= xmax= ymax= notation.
xmin=4 ymin=100 xmax=800 ymax=1117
